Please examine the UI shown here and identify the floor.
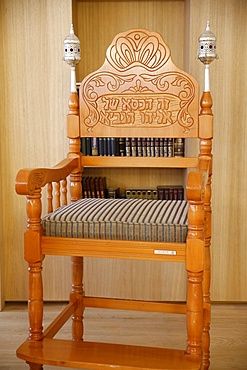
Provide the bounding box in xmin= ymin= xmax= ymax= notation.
xmin=0 ymin=302 xmax=246 ymax=369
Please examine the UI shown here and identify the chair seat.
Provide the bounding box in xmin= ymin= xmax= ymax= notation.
xmin=42 ymin=198 xmax=188 ymax=243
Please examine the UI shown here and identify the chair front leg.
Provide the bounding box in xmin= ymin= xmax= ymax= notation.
xmin=70 ymin=256 xmax=84 ymax=341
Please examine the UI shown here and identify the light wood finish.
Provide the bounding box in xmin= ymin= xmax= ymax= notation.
xmin=75 ymin=0 xmax=185 ymax=80
xmin=0 ymin=0 xmax=246 ymax=317
xmin=17 ymin=339 xmax=202 ymax=369
xmin=15 ymin=28 xmax=212 ymax=368
xmin=0 ymin=303 xmax=246 ymax=369
xmin=82 ymin=156 xmax=198 ymax=168
xmin=186 ymin=0 xmax=247 ymax=301
xmin=0 ymin=0 xmax=73 ymax=302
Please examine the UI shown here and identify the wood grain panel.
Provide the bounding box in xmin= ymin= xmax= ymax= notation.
xmin=2 ymin=0 xmax=247 ymax=303
xmin=0 ymin=0 xmax=72 ymax=301
xmin=76 ymin=0 xmax=185 ymax=80
xmin=187 ymin=0 xmax=247 ymax=301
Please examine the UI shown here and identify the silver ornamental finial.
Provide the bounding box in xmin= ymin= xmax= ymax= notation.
xmin=63 ymin=24 xmax=81 ymax=67
xmin=63 ymin=24 xmax=81 ymax=93
xmin=197 ymin=21 xmax=218 ymax=92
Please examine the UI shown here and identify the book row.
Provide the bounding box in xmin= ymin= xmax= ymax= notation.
xmin=81 ymin=137 xmax=185 ymax=157
xmin=82 ymin=177 xmax=184 ymax=201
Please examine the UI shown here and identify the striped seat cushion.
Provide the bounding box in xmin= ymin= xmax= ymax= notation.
xmin=42 ymin=198 xmax=188 ymax=243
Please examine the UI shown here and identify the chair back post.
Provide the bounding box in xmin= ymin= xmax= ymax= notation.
xmin=196 ymin=20 xmax=218 ymax=368
xmin=198 ymin=90 xmax=213 ymax=369
xmin=64 ymin=23 xmax=82 ymax=203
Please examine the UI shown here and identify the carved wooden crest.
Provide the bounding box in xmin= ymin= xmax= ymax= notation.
xmin=80 ymin=29 xmax=199 ymax=138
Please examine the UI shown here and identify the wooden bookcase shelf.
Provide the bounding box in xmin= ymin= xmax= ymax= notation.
xmin=82 ymin=156 xmax=198 ymax=169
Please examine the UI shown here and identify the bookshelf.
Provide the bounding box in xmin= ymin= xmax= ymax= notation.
xmin=82 ymin=156 xmax=198 ymax=168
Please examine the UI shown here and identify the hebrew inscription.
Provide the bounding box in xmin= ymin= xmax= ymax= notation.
xmin=82 ymin=72 xmax=195 ymax=133
xmin=97 ymin=94 xmax=179 ymax=126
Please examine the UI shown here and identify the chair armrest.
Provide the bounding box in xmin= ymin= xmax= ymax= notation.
xmin=186 ymin=157 xmax=210 ymax=202
xmin=15 ymin=157 xmax=79 ymax=196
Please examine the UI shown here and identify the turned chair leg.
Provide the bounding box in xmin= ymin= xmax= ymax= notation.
xmin=202 ymin=241 xmax=211 ymax=369
xmin=70 ymin=256 xmax=84 ymax=341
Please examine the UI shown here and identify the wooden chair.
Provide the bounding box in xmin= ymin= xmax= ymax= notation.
xmin=15 ymin=27 xmax=215 ymax=369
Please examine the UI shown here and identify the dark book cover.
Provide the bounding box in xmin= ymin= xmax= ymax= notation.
xmin=86 ymin=137 xmax=91 ymax=156
xmin=91 ymin=138 xmax=99 ymax=156
xmin=174 ymin=138 xmax=185 ymax=157
xmin=137 ymin=138 xmax=142 ymax=157
xmin=94 ymin=177 xmax=101 ymax=198
xmin=90 ymin=177 xmax=96 ymax=198
xmin=146 ymin=138 xmax=151 ymax=157
xmin=150 ymin=138 xmax=155 ymax=157
xmin=125 ymin=138 xmax=131 ymax=157
xmin=99 ymin=177 xmax=106 ymax=198
xmin=81 ymin=138 xmax=86 ymax=155
xmin=119 ymin=138 xmax=126 ymax=156
xmin=141 ymin=138 xmax=147 ymax=156
xmin=167 ymin=138 xmax=174 ymax=157
xmin=131 ymin=138 xmax=137 ymax=156
xmin=98 ymin=138 xmax=104 ymax=156
xmin=110 ymin=138 xmax=117 ymax=156
xmin=163 ymin=138 xmax=168 ymax=157
xmin=159 ymin=138 xmax=164 ymax=157
xmin=154 ymin=138 xmax=160 ymax=157
xmin=82 ymin=177 xmax=88 ymax=198
xmin=103 ymin=138 xmax=108 ymax=156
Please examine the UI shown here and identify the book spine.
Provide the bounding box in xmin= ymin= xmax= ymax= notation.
xmin=99 ymin=177 xmax=106 ymax=198
xmin=131 ymin=138 xmax=137 ymax=156
xmin=174 ymin=138 xmax=185 ymax=157
xmin=125 ymin=138 xmax=131 ymax=156
xmin=98 ymin=138 xmax=104 ymax=156
xmin=90 ymin=177 xmax=96 ymax=198
xmin=163 ymin=138 xmax=168 ymax=157
xmin=91 ymin=138 xmax=99 ymax=156
xmin=137 ymin=138 xmax=142 ymax=157
xmin=81 ymin=138 xmax=86 ymax=155
xmin=141 ymin=138 xmax=147 ymax=156
xmin=103 ymin=138 xmax=108 ymax=156
xmin=154 ymin=138 xmax=160 ymax=157
xmin=94 ymin=177 xmax=100 ymax=198
xmin=159 ymin=138 xmax=164 ymax=157
xmin=146 ymin=138 xmax=151 ymax=157
xmin=150 ymin=138 xmax=155 ymax=157
xmin=86 ymin=138 xmax=91 ymax=156
xmin=119 ymin=138 xmax=126 ymax=156
xmin=167 ymin=138 xmax=174 ymax=157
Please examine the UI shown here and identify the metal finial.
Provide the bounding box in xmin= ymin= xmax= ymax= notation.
xmin=197 ymin=21 xmax=218 ymax=92
xmin=197 ymin=21 xmax=218 ymax=65
xmin=63 ymin=24 xmax=81 ymax=93
xmin=63 ymin=24 xmax=81 ymax=67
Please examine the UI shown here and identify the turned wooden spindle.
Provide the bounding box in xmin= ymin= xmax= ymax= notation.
xmin=186 ymin=176 xmax=204 ymax=357
xmin=199 ymin=90 xmax=213 ymax=369
xmin=70 ymin=256 xmax=84 ymax=341
xmin=61 ymin=179 xmax=68 ymax=206
xmin=67 ymin=89 xmax=83 ymax=340
xmin=47 ymin=182 xmax=53 ymax=213
xmin=67 ymin=91 xmax=82 ymax=202
xmin=54 ymin=181 xmax=60 ymax=210
xmin=25 ymin=189 xmax=44 ymax=345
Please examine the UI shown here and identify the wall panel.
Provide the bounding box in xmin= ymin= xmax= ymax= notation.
xmin=1 ymin=0 xmax=247 ymax=303
xmin=187 ymin=0 xmax=247 ymax=301
xmin=0 ymin=0 xmax=72 ymax=301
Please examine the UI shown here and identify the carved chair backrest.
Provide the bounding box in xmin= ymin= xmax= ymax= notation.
xmin=79 ymin=29 xmax=199 ymax=139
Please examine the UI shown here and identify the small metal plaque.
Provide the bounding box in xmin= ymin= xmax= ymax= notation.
xmin=154 ymin=250 xmax=177 ymax=256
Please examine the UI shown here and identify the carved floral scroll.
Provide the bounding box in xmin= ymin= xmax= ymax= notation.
xmin=80 ymin=30 xmax=199 ymax=137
